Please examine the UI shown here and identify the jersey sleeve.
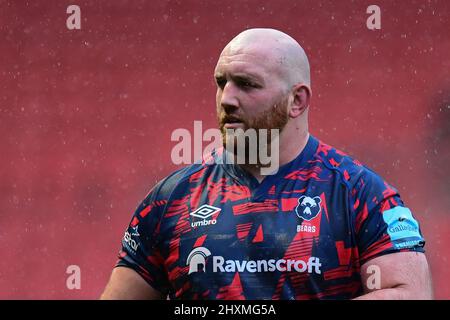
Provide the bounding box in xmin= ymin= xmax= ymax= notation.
xmin=351 ymin=169 xmax=426 ymax=266
xmin=115 ymin=183 xmax=170 ymax=295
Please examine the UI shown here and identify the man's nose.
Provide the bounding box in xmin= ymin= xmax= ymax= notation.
xmin=220 ymin=82 xmax=240 ymax=112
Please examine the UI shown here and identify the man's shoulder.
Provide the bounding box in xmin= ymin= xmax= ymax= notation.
xmin=145 ymin=158 xmax=220 ymax=203
xmin=150 ymin=165 xmax=202 ymax=198
xmin=312 ymin=138 xmax=385 ymax=188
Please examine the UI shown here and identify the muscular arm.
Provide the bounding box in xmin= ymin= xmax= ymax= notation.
xmin=355 ymin=251 xmax=433 ymax=300
xmin=100 ymin=267 xmax=166 ymax=300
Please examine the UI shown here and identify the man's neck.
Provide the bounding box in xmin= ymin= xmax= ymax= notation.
xmin=240 ymin=130 xmax=310 ymax=183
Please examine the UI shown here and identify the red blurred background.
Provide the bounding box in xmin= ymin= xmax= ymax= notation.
xmin=0 ymin=0 xmax=448 ymax=299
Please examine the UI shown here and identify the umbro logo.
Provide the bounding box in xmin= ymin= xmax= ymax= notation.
xmin=190 ymin=204 xmax=221 ymax=228
xmin=190 ymin=204 xmax=221 ymax=219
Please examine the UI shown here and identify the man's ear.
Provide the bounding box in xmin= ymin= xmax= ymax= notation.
xmin=289 ymin=84 xmax=311 ymax=118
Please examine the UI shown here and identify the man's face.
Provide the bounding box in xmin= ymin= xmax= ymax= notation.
xmin=214 ymin=47 xmax=290 ymax=152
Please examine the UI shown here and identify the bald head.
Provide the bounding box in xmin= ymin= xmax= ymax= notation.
xmin=220 ymin=28 xmax=311 ymax=88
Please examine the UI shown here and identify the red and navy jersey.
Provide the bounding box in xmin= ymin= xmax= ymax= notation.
xmin=116 ymin=135 xmax=425 ymax=299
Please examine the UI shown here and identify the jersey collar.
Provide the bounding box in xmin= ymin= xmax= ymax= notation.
xmin=219 ymin=134 xmax=319 ymax=199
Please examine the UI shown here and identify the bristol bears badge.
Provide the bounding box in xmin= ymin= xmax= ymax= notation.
xmin=295 ymin=195 xmax=322 ymax=221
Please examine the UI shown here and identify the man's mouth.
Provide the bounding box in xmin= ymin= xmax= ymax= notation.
xmin=224 ymin=121 xmax=244 ymax=129
xmin=222 ymin=116 xmax=244 ymax=129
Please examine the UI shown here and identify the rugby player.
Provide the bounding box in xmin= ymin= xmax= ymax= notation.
xmin=101 ymin=28 xmax=433 ymax=300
